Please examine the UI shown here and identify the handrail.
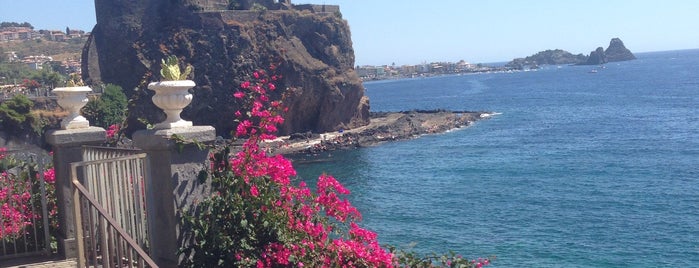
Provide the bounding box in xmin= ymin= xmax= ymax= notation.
xmin=73 ymin=178 xmax=158 ymax=268
xmin=71 ymin=153 xmax=148 ymax=167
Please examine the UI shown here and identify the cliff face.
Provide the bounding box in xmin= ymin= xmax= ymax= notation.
xmin=83 ymin=1 xmax=369 ymax=137
xmin=605 ymin=38 xmax=636 ymax=62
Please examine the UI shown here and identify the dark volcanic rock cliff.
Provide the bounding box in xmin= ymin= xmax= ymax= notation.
xmin=83 ymin=1 xmax=369 ymax=137
xmin=605 ymin=38 xmax=636 ymax=62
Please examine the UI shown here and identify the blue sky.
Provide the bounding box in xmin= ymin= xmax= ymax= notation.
xmin=2 ymin=0 xmax=698 ymax=65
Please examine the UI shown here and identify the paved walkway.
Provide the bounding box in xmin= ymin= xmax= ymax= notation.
xmin=1 ymin=257 xmax=76 ymax=268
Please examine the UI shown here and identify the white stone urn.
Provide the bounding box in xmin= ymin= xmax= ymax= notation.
xmin=52 ymin=86 xmax=92 ymax=130
xmin=147 ymin=80 xmax=195 ymax=129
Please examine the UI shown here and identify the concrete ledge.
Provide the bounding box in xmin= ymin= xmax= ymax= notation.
xmin=133 ymin=126 xmax=216 ymax=150
xmin=46 ymin=127 xmax=106 ymax=146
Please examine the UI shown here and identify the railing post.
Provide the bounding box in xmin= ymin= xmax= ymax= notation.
xmin=46 ymin=127 xmax=106 ymax=259
xmin=133 ymin=126 xmax=215 ymax=268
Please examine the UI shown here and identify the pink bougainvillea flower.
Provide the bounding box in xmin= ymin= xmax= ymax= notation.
xmin=250 ymin=184 xmax=259 ymax=197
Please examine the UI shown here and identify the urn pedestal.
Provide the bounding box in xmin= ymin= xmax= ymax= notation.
xmin=52 ymin=86 xmax=92 ymax=130
xmin=147 ymin=80 xmax=195 ymax=129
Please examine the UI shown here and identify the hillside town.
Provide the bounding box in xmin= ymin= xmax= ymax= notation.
xmin=1 ymin=25 xmax=85 ymax=72
xmin=1 ymin=23 xmax=88 ymax=98
xmin=355 ymin=60 xmax=501 ymax=81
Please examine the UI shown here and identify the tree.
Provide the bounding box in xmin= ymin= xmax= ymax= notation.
xmin=30 ymin=69 xmax=64 ymax=89
xmin=66 ymin=26 xmax=70 ymax=35
xmin=0 ymin=63 xmax=33 ymax=84
xmin=0 ymin=95 xmax=35 ymax=135
xmin=0 ymin=22 xmax=33 ymax=29
xmin=81 ymin=84 xmax=128 ymax=128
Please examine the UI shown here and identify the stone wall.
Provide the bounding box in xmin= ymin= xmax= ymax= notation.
xmin=185 ymin=0 xmax=229 ymax=10
xmin=294 ymin=4 xmax=340 ymax=14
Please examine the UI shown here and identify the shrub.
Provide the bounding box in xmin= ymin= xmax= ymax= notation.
xmin=0 ymin=95 xmax=36 ymax=136
xmin=0 ymin=148 xmax=57 ymax=244
xmin=81 ymin=84 xmax=127 ymax=129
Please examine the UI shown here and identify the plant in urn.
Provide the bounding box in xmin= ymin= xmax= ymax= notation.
xmin=52 ymin=73 xmax=92 ymax=129
xmin=148 ymin=55 xmax=195 ymax=129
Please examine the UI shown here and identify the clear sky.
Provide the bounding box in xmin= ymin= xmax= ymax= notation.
xmin=2 ymin=0 xmax=698 ymax=65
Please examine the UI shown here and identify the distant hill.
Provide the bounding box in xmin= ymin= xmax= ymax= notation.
xmin=0 ymin=37 xmax=87 ymax=61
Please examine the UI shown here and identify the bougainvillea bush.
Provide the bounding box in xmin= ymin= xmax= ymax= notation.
xmin=0 ymin=148 xmax=57 ymax=248
xmin=179 ymin=65 xmax=491 ymax=267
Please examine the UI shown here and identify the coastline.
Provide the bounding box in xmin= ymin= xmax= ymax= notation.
xmin=264 ymin=110 xmax=495 ymax=156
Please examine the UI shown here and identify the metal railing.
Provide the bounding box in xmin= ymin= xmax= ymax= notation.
xmin=79 ymin=147 xmax=150 ymax=248
xmin=73 ymin=180 xmax=157 ymax=268
xmin=71 ymin=148 xmax=155 ymax=267
xmin=0 ymin=150 xmax=52 ymax=260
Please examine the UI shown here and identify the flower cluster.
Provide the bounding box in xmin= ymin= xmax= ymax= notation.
xmin=21 ymin=79 xmax=41 ymax=90
xmin=180 ymin=65 xmax=491 ymax=268
xmin=0 ymin=171 xmax=34 ymax=239
xmin=0 ymin=150 xmax=57 ymax=241
xmin=106 ymin=124 xmax=120 ymax=140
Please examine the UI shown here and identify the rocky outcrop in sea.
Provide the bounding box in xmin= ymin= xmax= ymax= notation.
xmin=506 ymin=49 xmax=587 ymax=70
xmin=584 ymin=47 xmax=608 ymax=65
xmin=605 ymin=38 xmax=637 ymax=62
xmin=580 ymin=38 xmax=636 ymax=65
xmin=507 ymin=38 xmax=636 ymax=68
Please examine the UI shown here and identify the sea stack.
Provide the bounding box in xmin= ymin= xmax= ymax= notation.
xmin=605 ymin=38 xmax=637 ymax=62
xmin=585 ymin=47 xmax=608 ymax=65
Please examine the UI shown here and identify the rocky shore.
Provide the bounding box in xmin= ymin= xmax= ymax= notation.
xmin=264 ymin=110 xmax=495 ymax=155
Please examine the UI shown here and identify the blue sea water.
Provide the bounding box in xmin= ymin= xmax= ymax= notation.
xmin=293 ymin=49 xmax=699 ymax=267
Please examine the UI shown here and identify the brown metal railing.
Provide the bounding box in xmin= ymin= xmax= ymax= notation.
xmin=73 ymin=180 xmax=157 ymax=268
xmin=71 ymin=151 xmax=156 ymax=268
xmin=79 ymin=147 xmax=150 ymax=250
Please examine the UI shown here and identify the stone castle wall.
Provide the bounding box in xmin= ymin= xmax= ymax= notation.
xmin=185 ymin=0 xmax=229 ymax=10
xmin=166 ymin=0 xmax=339 ymax=13
xmin=294 ymin=4 xmax=340 ymax=14
xmin=200 ymin=4 xmax=341 ymax=23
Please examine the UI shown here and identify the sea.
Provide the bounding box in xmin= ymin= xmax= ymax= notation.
xmin=293 ymin=49 xmax=699 ymax=267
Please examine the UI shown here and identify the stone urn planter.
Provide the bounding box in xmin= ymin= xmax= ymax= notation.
xmin=52 ymin=86 xmax=92 ymax=129
xmin=147 ymin=80 xmax=195 ymax=129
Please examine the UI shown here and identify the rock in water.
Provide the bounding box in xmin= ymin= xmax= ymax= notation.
xmin=585 ymin=47 xmax=608 ymax=65
xmin=83 ymin=1 xmax=369 ymax=137
xmin=505 ymin=49 xmax=587 ymax=69
xmin=605 ymin=38 xmax=636 ymax=62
